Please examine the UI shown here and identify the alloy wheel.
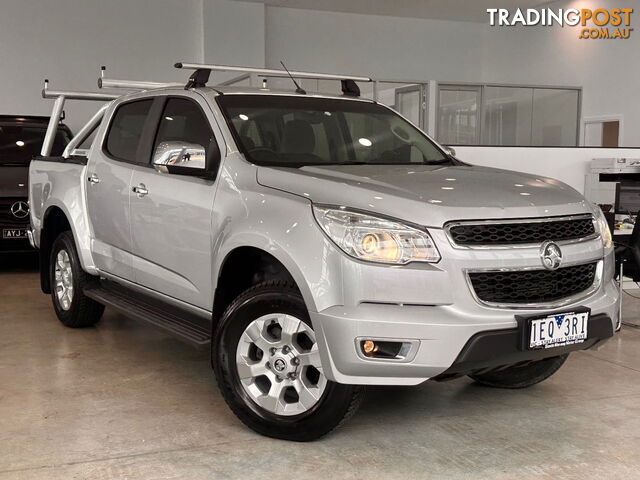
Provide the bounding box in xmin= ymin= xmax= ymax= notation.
xmin=235 ymin=313 xmax=327 ymax=416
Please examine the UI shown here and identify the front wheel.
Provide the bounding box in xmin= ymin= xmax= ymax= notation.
xmin=50 ymin=231 xmax=104 ymax=328
xmin=213 ymin=281 xmax=364 ymax=441
xmin=469 ymin=354 xmax=569 ymax=389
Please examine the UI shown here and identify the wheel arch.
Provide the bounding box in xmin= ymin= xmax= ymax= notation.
xmin=211 ymin=244 xmax=316 ymax=334
xmin=39 ymin=204 xmax=94 ymax=294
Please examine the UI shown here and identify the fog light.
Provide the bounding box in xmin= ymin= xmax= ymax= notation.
xmin=360 ymin=339 xmax=404 ymax=359
xmin=362 ymin=340 xmax=379 ymax=355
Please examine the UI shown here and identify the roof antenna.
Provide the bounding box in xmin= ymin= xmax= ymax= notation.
xmin=280 ymin=61 xmax=306 ymax=95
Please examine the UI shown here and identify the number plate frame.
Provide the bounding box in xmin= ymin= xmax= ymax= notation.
xmin=516 ymin=307 xmax=591 ymax=351
xmin=2 ymin=228 xmax=29 ymax=239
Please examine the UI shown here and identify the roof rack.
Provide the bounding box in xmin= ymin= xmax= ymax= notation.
xmin=175 ymin=62 xmax=372 ymax=96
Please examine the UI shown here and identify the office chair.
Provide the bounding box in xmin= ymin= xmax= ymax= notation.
xmin=615 ymin=209 xmax=640 ymax=282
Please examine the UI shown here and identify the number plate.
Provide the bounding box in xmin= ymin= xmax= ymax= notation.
xmin=528 ymin=311 xmax=589 ymax=349
xmin=3 ymin=228 xmax=28 ymax=239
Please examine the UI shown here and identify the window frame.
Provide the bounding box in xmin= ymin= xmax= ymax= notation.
xmin=435 ymin=82 xmax=582 ymax=147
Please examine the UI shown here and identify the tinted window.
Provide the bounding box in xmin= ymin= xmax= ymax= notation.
xmin=218 ymin=95 xmax=447 ymax=167
xmin=153 ymin=98 xmax=212 ymax=152
xmin=105 ymin=100 xmax=153 ymax=163
xmin=0 ymin=125 xmax=70 ymax=165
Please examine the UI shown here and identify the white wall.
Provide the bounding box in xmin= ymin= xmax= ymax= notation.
xmin=0 ymin=0 xmax=204 ymax=132
xmin=265 ymin=6 xmax=487 ymax=81
xmin=203 ymin=0 xmax=265 ymax=72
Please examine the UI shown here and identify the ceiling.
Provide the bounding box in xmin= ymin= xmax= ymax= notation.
xmin=237 ymin=0 xmax=553 ymax=23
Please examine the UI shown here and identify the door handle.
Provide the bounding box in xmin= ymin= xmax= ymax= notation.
xmin=132 ymin=183 xmax=149 ymax=198
xmin=87 ymin=174 xmax=100 ymax=185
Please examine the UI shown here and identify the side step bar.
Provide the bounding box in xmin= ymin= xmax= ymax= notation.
xmin=84 ymin=283 xmax=211 ymax=347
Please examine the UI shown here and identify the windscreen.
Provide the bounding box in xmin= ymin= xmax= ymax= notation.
xmin=0 ymin=125 xmax=70 ymax=166
xmin=217 ymin=95 xmax=449 ymax=167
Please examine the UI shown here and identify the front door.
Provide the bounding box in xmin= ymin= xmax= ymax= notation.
xmin=129 ymin=94 xmax=220 ymax=309
xmin=86 ymin=98 xmax=154 ymax=280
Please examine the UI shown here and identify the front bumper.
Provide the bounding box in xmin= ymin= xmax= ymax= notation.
xmin=312 ymin=276 xmax=619 ymax=386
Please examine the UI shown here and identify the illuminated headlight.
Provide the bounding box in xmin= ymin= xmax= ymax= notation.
xmin=313 ymin=206 xmax=440 ymax=264
xmin=594 ymin=206 xmax=613 ymax=249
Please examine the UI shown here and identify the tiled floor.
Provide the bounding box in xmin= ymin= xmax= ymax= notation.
xmin=1 ymin=256 xmax=639 ymax=479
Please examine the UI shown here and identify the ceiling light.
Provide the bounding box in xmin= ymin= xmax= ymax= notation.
xmin=441 ymin=186 xmax=454 ymax=190
xmin=239 ymin=114 xmax=249 ymax=121
xmin=358 ymin=138 xmax=372 ymax=147
xmin=15 ymin=140 xmax=24 ymax=147
xmin=520 ymin=192 xmax=531 ymax=196
xmin=164 ymin=116 xmax=173 ymax=121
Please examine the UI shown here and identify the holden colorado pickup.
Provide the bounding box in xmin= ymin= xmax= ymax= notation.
xmin=28 ymin=64 xmax=619 ymax=441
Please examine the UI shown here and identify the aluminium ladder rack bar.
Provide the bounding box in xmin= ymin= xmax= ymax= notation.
xmin=175 ymin=62 xmax=373 ymax=83
xmin=98 ymin=78 xmax=183 ymax=90
xmin=97 ymin=66 xmax=184 ymax=91
xmin=40 ymin=79 xmax=121 ymax=157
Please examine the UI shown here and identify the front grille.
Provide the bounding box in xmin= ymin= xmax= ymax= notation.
xmin=469 ymin=262 xmax=598 ymax=305
xmin=448 ymin=216 xmax=595 ymax=246
xmin=0 ymin=198 xmax=29 ymax=226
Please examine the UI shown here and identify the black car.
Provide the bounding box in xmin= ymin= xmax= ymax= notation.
xmin=0 ymin=116 xmax=71 ymax=252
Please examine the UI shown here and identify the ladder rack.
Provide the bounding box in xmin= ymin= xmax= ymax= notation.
xmin=40 ymin=62 xmax=374 ymax=156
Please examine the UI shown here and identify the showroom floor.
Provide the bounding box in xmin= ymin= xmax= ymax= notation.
xmin=1 ymin=257 xmax=639 ymax=480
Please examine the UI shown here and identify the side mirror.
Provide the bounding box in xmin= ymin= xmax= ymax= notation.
xmin=153 ymin=141 xmax=206 ymax=169
xmin=152 ymin=140 xmax=219 ymax=180
xmin=442 ymin=145 xmax=457 ymax=157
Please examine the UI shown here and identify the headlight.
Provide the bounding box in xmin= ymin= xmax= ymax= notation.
xmin=312 ymin=206 xmax=440 ymax=264
xmin=594 ymin=206 xmax=613 ymax=249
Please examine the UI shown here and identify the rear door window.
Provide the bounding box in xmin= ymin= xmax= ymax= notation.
xmin=105 ymin=99 xmax=153 ymax=163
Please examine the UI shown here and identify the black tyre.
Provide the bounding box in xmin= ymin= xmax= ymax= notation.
xmin=469 ymin=354 xmax=569 ymax=389
xmin=50 ymin=231 xmax=104 ymax=328
xmin=212 ymin=280 xmax=364 ymax=441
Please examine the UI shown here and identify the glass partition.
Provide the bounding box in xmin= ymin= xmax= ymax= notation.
xmin=437 ymin=83 xmax=580 ymax=146
xmin=532 ymin=89 xmax=579 ymax=146
xmin=437 ymin=86 xmax=480 ymax=145
xmin=481 ymin=87 xmax=533 ymax=146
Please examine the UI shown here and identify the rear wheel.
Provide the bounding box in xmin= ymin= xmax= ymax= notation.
xmin=50 ymin=231 xmax=104 ymax=328
xmin=213 ymin=281 xmax=364 ymax=441
xmin=469 ymin=354 xmax=569 ymax=389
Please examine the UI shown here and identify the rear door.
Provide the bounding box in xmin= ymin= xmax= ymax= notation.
xmin=86 ymin=98 xmax=156 ymax=280
xmin=129 ymin=93 xmax=221 ymax=309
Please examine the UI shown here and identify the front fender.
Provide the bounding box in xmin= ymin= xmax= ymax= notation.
xmin=211 ymin=162 xmax=344 ymax=313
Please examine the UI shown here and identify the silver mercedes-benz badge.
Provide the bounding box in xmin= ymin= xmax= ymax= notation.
xmin=540 ymin=241 xmax=562 ymax=271
xmin=10 ymin=201 xmax=29 ymax=219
